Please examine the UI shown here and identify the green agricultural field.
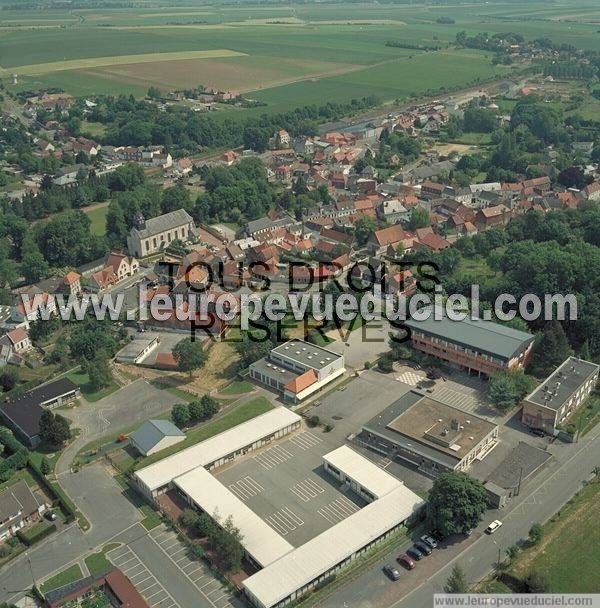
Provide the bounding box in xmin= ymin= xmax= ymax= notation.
xmin=0 ymin=1 xmax=595 ymax=107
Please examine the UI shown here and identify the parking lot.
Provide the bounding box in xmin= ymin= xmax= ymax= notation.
xmin=108 ymin=545 xmax=179 ymax=608
xmin=108 ymin=524 xmax=243 ymax=608
xmin=215 ymin=426 xmax=367 ymax=546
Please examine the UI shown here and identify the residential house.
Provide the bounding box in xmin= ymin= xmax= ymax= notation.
xmin=414 ymin=232 xmax=451 ymax=252
xmin=0 ymin=479 xmax=45 ymax=542
xmin=475 ymin=205 xmax=512 ymax=231
xmin=378 ymin=198 xmax=410 ymax=223
xmin=221 ymin=150 xmax=240 ymax=166
xmin=276 ymin=130 xmax=291 ymax=148
xmin=52 ymin=164 xmax=87 ymax=186
xmin=0 ymin=328 xmax=32 ymax=354
xmin=368 ymin=224 xmax=413 ymax=256
xmin=61 ymin=271 xmax=82 ymax=296
xmin=12 ymin=291 xmax=56 ymax=326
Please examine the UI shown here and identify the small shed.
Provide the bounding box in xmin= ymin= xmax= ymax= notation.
xmin=130 ymin=420 xmax=185 ymax=456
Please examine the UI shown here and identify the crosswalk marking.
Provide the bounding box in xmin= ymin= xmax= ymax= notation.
xmin=228 ymin=476 xmax=264 ymax=500
xmin=265 ymin=506 xmax=304 ymax=536
xmin=288 ymin=431 xmax=322 ymax=450
xmin=253 ymin=444 xmax=293 ymax=470
xmin=317 ymin=496 xmax=360 ymax=524
xmin=290 ymin=478 xmax=325 ymax=502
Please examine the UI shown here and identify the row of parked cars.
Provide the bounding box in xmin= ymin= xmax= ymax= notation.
xmin=383 ymin=534 xmax=438 ymax=581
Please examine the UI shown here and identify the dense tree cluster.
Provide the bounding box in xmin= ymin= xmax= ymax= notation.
xmin=171 ymin=395 xmax=219 ymax=428
xmin=428 ymin=472 xmax=488 ymax=537
xmin=84 ymin=93 xmax=379 ymax=154
xmin=193 ymin=158 xmax=276 ymax=224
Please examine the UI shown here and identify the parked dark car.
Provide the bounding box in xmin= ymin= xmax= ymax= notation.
xmin=406 ymin=546 xmax=424 ymax=561
xmin=383 ymin=565 xmax=401 ymax=581
xmin=397 ymin=554 xmax=415 ymax=570
xmin=414 ymin=541 xmax=432 ymax=556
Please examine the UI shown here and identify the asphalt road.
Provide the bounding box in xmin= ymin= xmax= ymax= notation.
xmin=0 ymin=463 xmax=142 ymax=604
xmin=317 ymin=423 xmax=600 ymax=608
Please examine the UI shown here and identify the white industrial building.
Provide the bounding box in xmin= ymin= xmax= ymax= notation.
xmin=133 ymin=407 xmax=302 ymax=500
xmin=174 ymin=467 xmax=294 ymax=568
xmin=244 ymin=445 xmax=424 ymax=608
xmin=133 ymin=411 xmax=423 ymax=608
xmin=249 ymin=340 xmax=345 ymax=403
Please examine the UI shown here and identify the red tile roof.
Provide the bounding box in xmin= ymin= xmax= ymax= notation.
xmin=284 ymin=369 xmax=318 ymax=394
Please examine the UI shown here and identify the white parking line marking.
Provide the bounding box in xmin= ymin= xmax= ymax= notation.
xmin=290 ymin=478 xmax=325 ymax=502
xmin=317 ymin=496 xmax=359 ymax=524
xmin=253 ymin=445 xmax=293 ymax=470
xmin=288 ymin=431 xmax=322 ymax=450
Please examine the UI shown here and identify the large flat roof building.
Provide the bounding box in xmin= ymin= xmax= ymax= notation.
xmin=0 ymin=378 xmax=80 ymax=447
xmin=133 ymin=407 xmax=301 ymax=498
xmin=359 ymin=390 xmax=499 ymax=475
xmin=522 ymin=356 xmax=599 ymax=434
xmin=250 ymin=340 xmax=345 ymax=403
xmin=134 ymin=411 xmax=423 ymax=608
xmin=405 ymin=307 xmax=534 ymax=376
xmin=243 ymin=482 xmax=424 ymax=608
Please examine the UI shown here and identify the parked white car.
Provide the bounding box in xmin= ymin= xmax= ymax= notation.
xmin=486 ymin=520 xmax=503 ymax=534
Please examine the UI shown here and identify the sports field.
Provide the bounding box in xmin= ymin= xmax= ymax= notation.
xmin=1 ymin=1 xmax=596 ymax=109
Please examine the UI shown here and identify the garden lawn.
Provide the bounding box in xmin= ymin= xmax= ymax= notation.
xmin=509 ymin=479 xmax=600 ymax=592
xmin=40 ymin=564 xmax=84 ymax=593
xmin=64 ymin=367 xmax=119 ymax=402
xmin=219 ymin=380 xmax=254 ymax=395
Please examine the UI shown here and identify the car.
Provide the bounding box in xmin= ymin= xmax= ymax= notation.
xmin=486 ymin=520 xmax=503 ymax=534
xmin=44 ymin=510 xmax=57 ymax=521
xmin=420 ymin=534 xmax=438 ymax=549
xmin=383 ymin=565 xmax=401 ymax=581
xmin=414 ymin=541 xmax=432 ymax=556
xmin=529 ymin=427 xmax=546 ymax=437
xmin=397 ymin=554 xmax=415 ymax=570
xmin=406 ymin=546 xmax=424 ymax=561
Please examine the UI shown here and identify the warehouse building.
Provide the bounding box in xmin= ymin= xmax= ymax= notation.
xmin=323 ymin=445 xmax=404 ymax=502
xmin=249 ymin=340 xmax=345 ymax=402
xmin=134 ymin=412 xmax=423 ymax=608
xmin=133 ymin=407 xmax=302 ymax=500
xmin=358 ymin=390 xmax=499 ymax=476
xmin=405 ymin=307 xmax=534 ymax=376
xmin=0 ymin=378 xmax=80 ymax=447
xmin=521 ymin=356 xmax=599 ymax=434
xmin=243 ymin=453 xmax=424 ymax=608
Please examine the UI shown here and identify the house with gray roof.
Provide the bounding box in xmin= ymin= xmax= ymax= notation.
xmin=130 ymin=419 xmax=186 ymax=456
xmin=127 ymin=209 xmax=196 ymax=258
xmin=0 ymin=479 xmax=45 ymax=541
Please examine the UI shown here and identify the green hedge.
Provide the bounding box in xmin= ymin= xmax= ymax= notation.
xmin=29 ymin=459 xmax=77 ymax=523
xmin=17 ymin=520 xmax=56 ymax=546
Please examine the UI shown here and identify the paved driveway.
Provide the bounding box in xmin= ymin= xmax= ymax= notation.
xmin=60 ymin=463 xmax=141 ymax=542
xmin=57 ymin=379 xmax=182 ymax=475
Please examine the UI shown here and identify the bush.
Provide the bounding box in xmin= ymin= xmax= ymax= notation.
xmin=377 ymin=355 xmax=394 ymax=373
xmin=307 ymin=415 xmax=320 ymax=428
xmin=190 ymin=544 xmax=204 ymax=558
